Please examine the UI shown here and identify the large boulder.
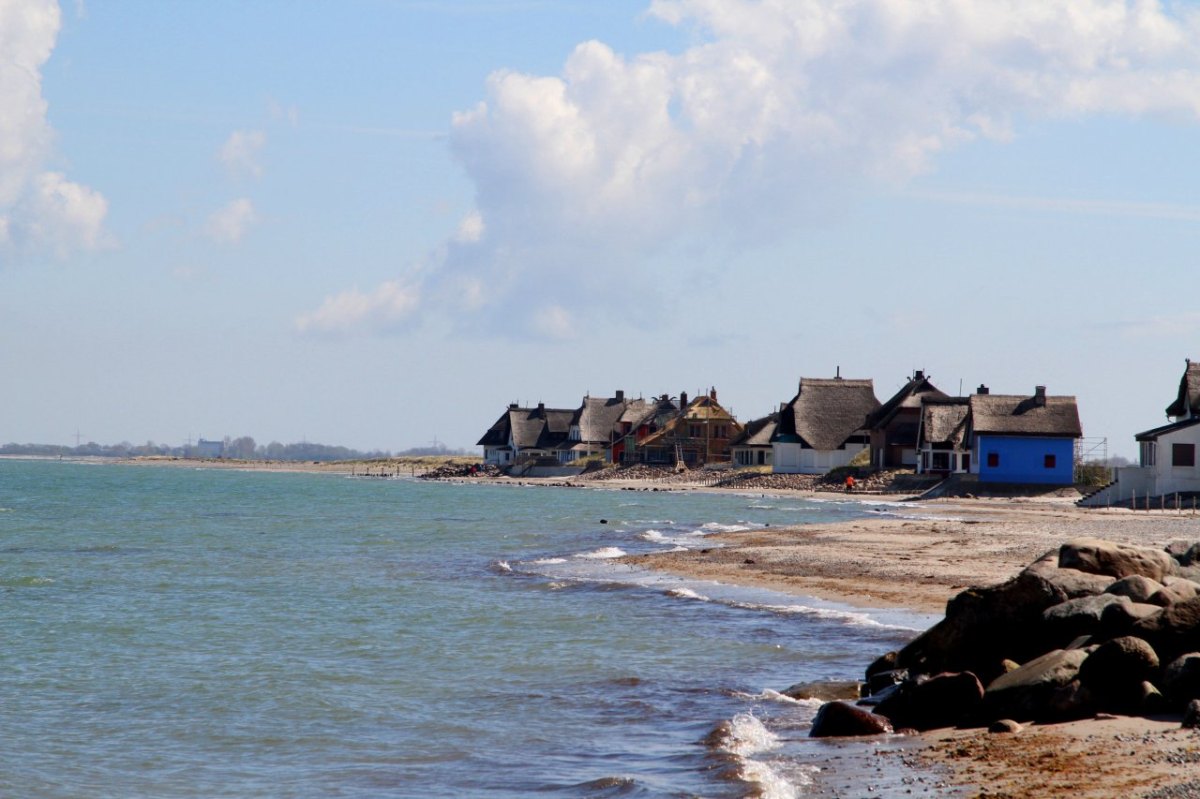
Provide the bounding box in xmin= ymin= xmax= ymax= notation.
xmin=1042 ymin=594 xmax=1128 ymax=647
xmin=809 ymin=701 xmax=893 ymax=738
xmin=1149 ymin=579 xmax=1200 ymax=607
xmin=1059 ymin=539 xmax=1176 ymax=582
xmin=1025 ymin=551 xmax=1116 ymax=597
xmin=1162 ymin=653 xmax=1200 ymax=710
xmin=896 ymin=559 xmax=1094 ymax=681
xmin=1077 ymin=636 xmax=1160 ymax=713
xmin=981 ymin=649 xmax=1090 ymax=722
xmin=1098 ymin=599 xmax=1161 ymax=639
xmin=1131 ymin=596 xmax=1200 ymax=662
xmin=873 ymin=671 xmax=984 ymax=731
xmin=1105 ymin=575 xmax=1164 ymax=604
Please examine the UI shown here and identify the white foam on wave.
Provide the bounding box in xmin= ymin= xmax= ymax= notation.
xmin=574 ymin=546 xmax=627 ymax=560
xmin=492 ymin=560 xmax=512 ymax=573
xmin=665 ymin=586 xmax=710 ymax=601
xmin=529 ymin=557 xmax=567 ymax=565
xmin=740 ymin=758 xmax=804 ymax=799
xmin=730 ymin=600 xmax=921 ymax=632
xmin=699 ymin=521 xmax=757 ymax=533
xmin=732 ymin=689 xmax=821 ymax=708
xmin=717 ymin=713 xmax=781 ymax=758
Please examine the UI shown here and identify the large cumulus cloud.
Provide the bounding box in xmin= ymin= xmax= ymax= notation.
xmin=0 ymin=0 xmax=110 ymax=259
xmin=300 ymin=0 xmax=1200 ymax=337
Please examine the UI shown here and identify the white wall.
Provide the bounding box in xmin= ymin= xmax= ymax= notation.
xmin=772 ymin=442 xmax=865 ymax=474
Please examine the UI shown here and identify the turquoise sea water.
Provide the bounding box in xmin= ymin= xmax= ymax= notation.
xmin=0 ymin=460 xmax=933 ymax=798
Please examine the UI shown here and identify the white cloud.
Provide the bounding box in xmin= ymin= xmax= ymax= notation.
xmin=454 ymin=210 xmax=485 ymax=243
xmin=0 ymin=0 xmax=111 ymax=260
xmin=295 ymin=279 xmax=420 ymax=335
xmin=218 ymin=130 xmax=267 ymax=179
xmin=205 ymin=198 xmax=258 ymax=244
xmin=306 ymin=0 xmax=1200 ymax=336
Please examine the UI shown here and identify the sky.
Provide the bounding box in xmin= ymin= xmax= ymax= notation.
xmin=4 ymin=0 xmax=1200 ymax=456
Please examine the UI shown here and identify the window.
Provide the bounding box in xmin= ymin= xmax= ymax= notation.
xmin=688 ymin=424 xmax=701 ymax=438
xmin=1173 ymin=443 xmax=1196 ymax=467
xmin=931 ymin=452 xmax=950 ymax=471
xmin=1044 ymin=454 xmax=1056 ymax=469
xmin=1142 ymin=442 xmax=1157 ymax=467
xmin=986 ymin=452 xmax=999 ymax=468
xmin=757 ymin=450 xmax=766 ymax=465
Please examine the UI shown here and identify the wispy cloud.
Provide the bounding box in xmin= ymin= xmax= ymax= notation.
xmin=205 ymin=198 xmax=258 ymax=244
xmin=295 ymin=280 xmax=420 ymax=336
xmin=218 ymin=130 xmax=267 ymax=179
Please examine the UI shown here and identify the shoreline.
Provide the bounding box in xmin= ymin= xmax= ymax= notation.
xmin=23 ymin=456 xmax=1200 ymax=796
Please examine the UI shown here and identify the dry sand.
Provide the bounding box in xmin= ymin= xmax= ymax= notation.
xmin=625 ymin=492 xmax=1200 ymax=798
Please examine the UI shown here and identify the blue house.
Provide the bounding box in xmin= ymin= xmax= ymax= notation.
xmin=968 ymin=386 xmax=1082 ymax=485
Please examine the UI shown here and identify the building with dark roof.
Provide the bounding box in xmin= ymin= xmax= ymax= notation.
xmin=635 ymin=389 xmax=742 ymax=467
xmin=866 ymin=370 xmax=948 ymax=469
xmin=477 ymin=403 xmax=576 ymax=466
xmin=558 ymin=391 xmax=645 ymax=463
xmin=770 ymin=376 xmax=880 ymax=474
xmin=1083 ymin=359 xmax=1200 ymax=506
xmin=730 ymin=411 xmax=779 ymax=468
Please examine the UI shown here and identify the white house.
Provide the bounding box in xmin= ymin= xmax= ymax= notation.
xmin=1081 ymin=360 xmax=1200 ymax=506
xmin=770 ymin=376 xmax=880 ymax=474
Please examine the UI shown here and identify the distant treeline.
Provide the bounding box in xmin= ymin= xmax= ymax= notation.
xmin=0 ymin=438 xmax=470 ymax=462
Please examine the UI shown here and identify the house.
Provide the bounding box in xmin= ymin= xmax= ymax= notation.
xmin=1082 ymin=360 xmax=1200 ymax=506
xmin=969 ymin=386 xmax=1082 ymax=485
xmin=195 ymin=438 xmax=224 ymax=458
xmin=613 ymin=394 xmax=679 ymax=464
xmin=558 ymin=391 xmax=644 ymax=464
xmin=635 ymin=389 xmax=743 ymax=466
xmin=915 ymin=397 xmax=971 ymax=475
xmin=730 ymin=412 xmax=779 ymax=468
xmin=866 ymin=370 xmax=949 ymax=469
xmin=477 ymin=403 xmax=575 ymax=466
xmin=771 ymin=376 xmax=880 ymax=474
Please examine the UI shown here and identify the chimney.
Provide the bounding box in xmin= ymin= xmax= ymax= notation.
xmin=1034 ymin=386 xmax=1046 ymax=406
xmin=615 ymin=390 xmax=624 ymax=402
xmin=835 ymin=365 xmax=842 ymax=380
xmin=709 ymin=387 xmax=717 ymax=401
xmin=977 ymin=384 xmax=989 ymax=395
xmin=536 ymin=402 xmax=545 ymax=417
xmin=914 ymin=370 xmax=925 ymax=381
xmin=680 ymin=391 xmax=689 ymax=407
xmin=509 ymin=402 xmax=519 ymax=409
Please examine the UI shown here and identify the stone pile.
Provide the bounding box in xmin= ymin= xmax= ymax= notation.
xmin=809 ymin=538 xmax=1200 ymax=737
xmin=418 ymin=463 xmax=502 ymax=480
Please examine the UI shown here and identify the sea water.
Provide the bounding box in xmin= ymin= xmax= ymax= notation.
xmin=0 ymin=459 xmax=936 ymax=798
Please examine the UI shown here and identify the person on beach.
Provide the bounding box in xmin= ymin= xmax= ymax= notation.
xmin=845 ymin=474 xmax=855 ymax=492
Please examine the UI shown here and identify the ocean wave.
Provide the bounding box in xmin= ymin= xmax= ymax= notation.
xmin=665 ymin=587 xmax=710 ymax=602
xmin=528 ymin=557 xmax=567 ymax=565
xmin=491 ymin=560 xmax=512 ymax=573
xmin=731 ymin=689 xmax=822 ymax=708
xmin=730 ymin=600 xmax=920 ymax=631
xmin=699 ymin=521 xmax=757 ymax=533
xmin=574 ymin=547 xmax=627 ymax=560
xmin=739 ymin=758 xmax=804 ymax=799
xmin=708 ymin=712 xmax=781 ymax=758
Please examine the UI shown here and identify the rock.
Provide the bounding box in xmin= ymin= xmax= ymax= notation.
xmin=1078 ymin=636 xmax=1160 ymax=713
xmin=1132 ymin=597 xmax=1200 ymax=662
xmin=896 ymin=564 xmax=1086 ymax=681
xmin=1046 ymin=679 xmax=1096 ymax=721
xmin=1042 ymin=594 xmax=1128 ymax=646
xmin=873 ymin=671 xmax=985 ymax=731
xmin=1140 ymin=681 xmax=1166 ymax=715
xmin=1098 ymin=599 xmax=1160 ymax=639
xmin=1149 ymin=579 xmax=1200 ymax=607
xmin=865 ymin=651 xmax=899 ymax=682
xmin=1105 ymin=575 xmax=1164 ymax=603
xmin=1025 ymin=551 xmax=1116 ymax=598
xmin=1162 ymin=653 xmax=1200 ymax=709
xmin=989 ymin=719 xmax=1022 ymax=734
xmin=1059 ymin=538 xmax=1177 ymax=582
xmin=981 ymin=648 xmax=1090 ymax=722
xmin=809 ymin=701 xmax=893 ymax=738
xmin=866 ymin=668 xmax=908 ymax=697
xmin=1183 ymin=699 xmax=1200 ymax=729
xmin=998 ymin=659 xmax=1021 ymax=674
xmin=1176 ymin=543 xmax=1200 ymax=568
xmin=782 ymin=680 xmax=862 ymax=702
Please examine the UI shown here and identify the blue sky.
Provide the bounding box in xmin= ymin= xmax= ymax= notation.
xmin=4 ymin=0 xmax=1200 ymax=456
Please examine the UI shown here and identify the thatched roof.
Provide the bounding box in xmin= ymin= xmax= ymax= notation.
xmin=866 ymin=371 xmax=949 ymax=430
xmin=730 ymin=412 xmax=779 ymax=448
xmin=969 ymin=391 xmax=1082 ymax=438
xmin=1166 ymin=360 xmax=1200 ymax=418
xmin=575 ymin=395 xmax=643 ymax=444
xmin=772 ymin=377 xmax=880 ymax=451
xmin=920 ymin=398 xmax=970 ymax=447
xmin=477 ymin=405 xmax=574 ymax=449
xmin=638 ymin=391 xmax=740 ymax=447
